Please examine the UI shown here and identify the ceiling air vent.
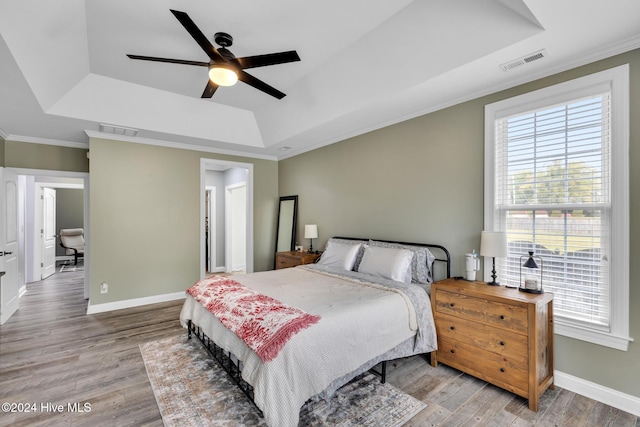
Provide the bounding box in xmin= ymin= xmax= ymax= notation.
xmin=99 ymin=123 xmax=138 ymax=137
xmin=500 ymin=49 xmax=547 ymax=71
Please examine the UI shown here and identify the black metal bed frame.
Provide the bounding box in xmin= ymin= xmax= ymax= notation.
xmin=187 ymin=319 xmax=263 ymax=415
xmin=187 ymin=318 xmax=386 ymax=416
xmin=186 ymin=237 xmax=451 ymax=415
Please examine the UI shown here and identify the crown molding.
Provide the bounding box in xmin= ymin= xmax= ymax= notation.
xmin=3 ymin=134 xmax=88 ymax=149
xmin=84 ymin=131 xmax=278 ymax=161
xmin=4 ymin=37 xmax=639 ymax=162
xmin=278 ymin=36 xmax=640 ymax=161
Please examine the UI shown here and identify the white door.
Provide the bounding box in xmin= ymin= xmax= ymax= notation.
xmin=41 ymin=187 xmax=56 ymax=279
xmin=226 ymin=184 xmax=246 ymax=272
xmin=1 ymin=168 xmax=19 ymax=324
xmin=206 ymin=187 xmax=216 ymax=273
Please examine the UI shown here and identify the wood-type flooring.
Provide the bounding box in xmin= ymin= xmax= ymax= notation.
xmin=0 ymin=269 xmax=637 ymax=426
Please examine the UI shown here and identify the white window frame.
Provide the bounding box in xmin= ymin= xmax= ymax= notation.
xmin=484 ymin=65 xmax=632 ymax=351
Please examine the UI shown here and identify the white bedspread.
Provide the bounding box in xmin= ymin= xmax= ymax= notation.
xmin=180 ymin=265 xmax=436 ymax=427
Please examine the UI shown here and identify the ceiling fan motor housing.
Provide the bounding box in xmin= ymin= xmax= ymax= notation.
xmin=214 ymin=32 xmax=233 ymax=47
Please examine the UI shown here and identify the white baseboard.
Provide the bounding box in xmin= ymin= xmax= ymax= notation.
xmin=555 ymin=370 xmax=640 ymax=417
xmin=86 ymin=291 xmax=185 ymax=315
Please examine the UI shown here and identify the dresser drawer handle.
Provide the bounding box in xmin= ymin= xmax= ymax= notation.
xmin=450 ymin=349 xmax=455 ymax=354
xmin=449 ymin=303 xmax=455 ymax=307
xmin=500 ymin=368 xmax=505 ymax=373
xmin=450 ymin=326 xmax=455 ymax=331
xmin=500 ymin=341 xmax=505 ymax=346
xmin=499 ymin=315 xmax=505 ymax=320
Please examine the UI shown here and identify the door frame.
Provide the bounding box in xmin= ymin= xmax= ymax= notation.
xmin=200 ymin=159 xmax=253 ymax=279
xmin=14 ymin=168 xmax=89 ymax=299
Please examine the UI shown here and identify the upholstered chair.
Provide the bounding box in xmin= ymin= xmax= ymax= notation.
xmin=59 ymin=228 xmax=85 ymax=265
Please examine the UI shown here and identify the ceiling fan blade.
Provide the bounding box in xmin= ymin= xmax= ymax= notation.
xmin=170 ymin=9 xmax=225 ymax=63
xmin=238 ymin=71 xmax=286 ymax=99
xmin=126 ymin=54 xmax=209 ymax=67
xmin=202 ymin=80 xmax=219 ymax=98
xmin=236 ymin=51 xmax=301 ymax=69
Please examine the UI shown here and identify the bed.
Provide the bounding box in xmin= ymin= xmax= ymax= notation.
xmin=180 ymin=237 xmax=450 ymax=427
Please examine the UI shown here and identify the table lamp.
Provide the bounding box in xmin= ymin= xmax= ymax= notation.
xmin=480 ymin=231 xmax=508 ymax=286
xmin=304 ymin=224 xmax=318 ymax=253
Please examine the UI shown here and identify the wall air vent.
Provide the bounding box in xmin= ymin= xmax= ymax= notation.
xmin=500 ymin=49 xmax=547 ymax=71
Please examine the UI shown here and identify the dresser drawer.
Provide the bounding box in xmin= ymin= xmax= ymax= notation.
xmin=435 ymin=312 xmax=528 ymax=366
xmin=276 ymin=255 xmax=300 ymax=269
xmin=275 ymin=251 xmax=321 ymax=270
xmin=434 ymin=289 xmax=528 ymax=333
xmin=437 ymin=337 xmax=528 ymax=397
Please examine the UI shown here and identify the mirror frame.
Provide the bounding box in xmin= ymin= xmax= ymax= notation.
xmin=275 ymin=195 xmax=298 ymax=254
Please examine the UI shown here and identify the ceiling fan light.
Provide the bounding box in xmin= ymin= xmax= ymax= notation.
xmin=209 ymin=64 xmax=238 ymax=86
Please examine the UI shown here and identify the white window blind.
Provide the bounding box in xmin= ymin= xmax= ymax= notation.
xmin=493 ymin=93 xmax=611 ymax=330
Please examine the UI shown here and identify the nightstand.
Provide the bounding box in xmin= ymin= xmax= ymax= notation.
xmin=430 ymin=278 xmax=554 ymax=411
xmin=275 ymin=251 xmax=321 ymax=270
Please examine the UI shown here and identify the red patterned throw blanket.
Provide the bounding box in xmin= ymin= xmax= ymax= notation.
xmin=186 ymin=276 xmax=321 ymax=362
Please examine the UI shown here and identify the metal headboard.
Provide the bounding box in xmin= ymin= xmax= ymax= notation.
xmin=332 ymin=237 xmax=451 ymax=281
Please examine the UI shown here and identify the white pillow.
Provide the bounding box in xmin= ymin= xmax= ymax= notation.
xmin=317 ymin=241 xmax=362 ymax=270
xmin=358 ymin=245 xmax=414 ymax=283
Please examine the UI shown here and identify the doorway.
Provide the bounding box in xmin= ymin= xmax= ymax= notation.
xmin=16 ymin=169 xmax=89 ymax=300
xmin=200 ymin=159 xmax=253 ymax=278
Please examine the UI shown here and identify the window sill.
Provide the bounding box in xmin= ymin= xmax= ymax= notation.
xmin=555 ymin=321 xmax=633 ymax=351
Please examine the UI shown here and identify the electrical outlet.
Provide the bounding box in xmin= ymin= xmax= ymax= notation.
xmin=100 ymin=282 xmax=108 ymax=294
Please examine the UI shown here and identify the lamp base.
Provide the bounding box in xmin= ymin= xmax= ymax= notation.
xmin=487 ymin=257 xmax=501 ymax=286
xmin=519 ymin=288 xmax=544 ymax=294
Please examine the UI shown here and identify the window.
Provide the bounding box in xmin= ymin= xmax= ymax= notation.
xmin=484 ymin=65 xmax=630 ymax=350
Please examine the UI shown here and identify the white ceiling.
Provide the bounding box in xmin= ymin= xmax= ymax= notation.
xmin=1 ymin=0 xmax=639 ymax=160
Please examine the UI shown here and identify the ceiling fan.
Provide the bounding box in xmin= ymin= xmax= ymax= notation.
xmin=127 ymin=9 xmax=301 ymax=99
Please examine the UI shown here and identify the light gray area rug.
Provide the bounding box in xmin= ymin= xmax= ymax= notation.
xmin=140 ymin=335 xmax=426 ymax=427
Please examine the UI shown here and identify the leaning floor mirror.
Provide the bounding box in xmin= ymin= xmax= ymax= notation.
xmin=275 ymin=195 xmax=298 ymax=254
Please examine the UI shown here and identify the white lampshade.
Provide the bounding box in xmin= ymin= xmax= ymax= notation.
xmin=480 ymin=231 xmax=508 ymax=257
xmin=304 ymin=224 xmax=318 ymax=239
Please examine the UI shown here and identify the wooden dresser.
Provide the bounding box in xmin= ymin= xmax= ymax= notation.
xmin=430 ymin=278 xmax=554 ymax=411
xmin=275 ymin=251 xmax=321 ymax=269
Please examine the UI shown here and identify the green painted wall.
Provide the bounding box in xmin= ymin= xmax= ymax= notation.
xmin=88 ymin=137 xmax=278 ymax=305
xmin=279 ymin=49 xmax=640 ymax=398
xmin=0 ymin=136 xmax=5 ymax=166
xmin=4 ymin=140 xmax=89 ymax=172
